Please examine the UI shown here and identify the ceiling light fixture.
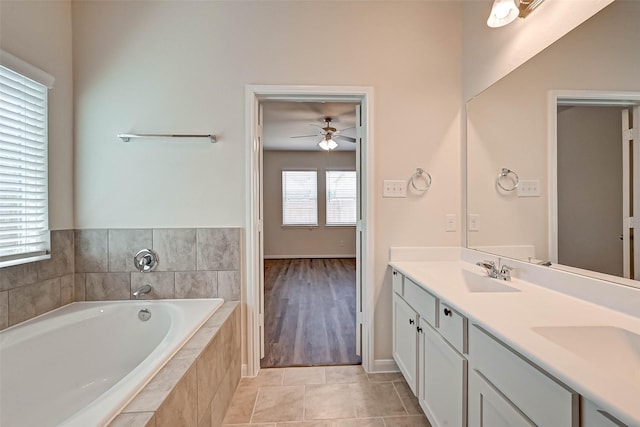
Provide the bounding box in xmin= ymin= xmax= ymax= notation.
xmin=487 ymin=0 xmax=546 ymax=28
xmin=319 ymin=134 xmax=338 ymax=151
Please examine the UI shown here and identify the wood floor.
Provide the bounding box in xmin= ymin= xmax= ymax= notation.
xmin=261 ymin=258 xmax=361 ymax=368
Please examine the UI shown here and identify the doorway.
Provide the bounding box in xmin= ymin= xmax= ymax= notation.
xmin=550 ymin=91 xmax=640 ymax=279
xmin=245 ymin=85 xmax=374 ymax=377
xmin=261 ymin=101 xmax=360 ymax=367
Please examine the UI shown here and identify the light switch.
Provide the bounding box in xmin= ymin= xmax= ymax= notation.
xmin=445 ymin=214 xmax=457 ymax=232
xmin=518 ymin=180 xmax=541 ymax=197
xmin=468 ymin=214 xmax=480 ymax=231
xmin=383 ymin=180 xmax=407 ymax=198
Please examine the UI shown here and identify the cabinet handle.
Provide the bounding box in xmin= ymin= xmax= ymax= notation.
xmin=409 ymin=318 xmax=415 ymax=325
xmin=417 ymin=326 xmax=423 ymax=333
xmin=443 ymin=308 xmax=452 ymax=317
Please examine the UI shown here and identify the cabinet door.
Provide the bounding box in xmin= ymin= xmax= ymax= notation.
xmin=468 ymin=369 xmax=534 ymax=427
xmin=581 ymin=398 xmax=626 ymax=427
xmin=393 ymin=293 xmax=417 ymax=393
xmin=420 ymin=320 xmax=467 ymax=427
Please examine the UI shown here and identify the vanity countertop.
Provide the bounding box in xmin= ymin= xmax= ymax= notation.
xmin=389 ymin=259 xmax=640 ymax=426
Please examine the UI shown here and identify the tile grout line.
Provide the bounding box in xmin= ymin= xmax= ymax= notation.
xmin=248 ymin=384 xmax=261 ymax=424
xmin=391 ymin=381 xmax=410 ymax=416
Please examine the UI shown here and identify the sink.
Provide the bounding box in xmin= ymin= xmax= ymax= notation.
xmin=532 ymin=326 xmax=640 ymax=383
xmin=462 ymin=269 xmax=521 ymax=293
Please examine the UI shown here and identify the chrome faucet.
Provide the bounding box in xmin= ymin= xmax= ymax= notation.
xmin=476 ymin=261 xmax=514 ymax=281
xmin=132 ymin=284 xmax=153 ymax=299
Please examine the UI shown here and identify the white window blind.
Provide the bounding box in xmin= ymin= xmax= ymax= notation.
xmin=326 ymin=170 xmax=357 ymax=226
xmin=282 ymin=170 xmax=318 ymax=226
xmin=0 ymin=64 xmax=50 ymax=267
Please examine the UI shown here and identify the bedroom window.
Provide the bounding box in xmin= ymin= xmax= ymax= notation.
xmin=0 ymin=55 xmax=53 ymax=267
xmin=282 ymin=170 xmax=318 ymax=226
xmin=326 ymin=170 xmax=357 ymax=226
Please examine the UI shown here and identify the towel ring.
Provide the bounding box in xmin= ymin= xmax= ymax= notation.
xmin=497 ymin=168 xmax=519 ymax=192
xmin=410 ymin=168 xmax=432 ymax=192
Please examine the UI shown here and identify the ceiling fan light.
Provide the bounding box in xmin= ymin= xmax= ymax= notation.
xmin=487 ymin=0 xmax=519 ymax=28
xmin=327 ymin=139 xmax=338 ymax=150
xmin=319 ymin=140 xmax=330 ymax=151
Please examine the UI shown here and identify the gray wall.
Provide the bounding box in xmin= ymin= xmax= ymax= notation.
xmin=263 ymin=151 xmax=356 ymax=259
xmin=557 ymin=106 xmax=624 ymax=276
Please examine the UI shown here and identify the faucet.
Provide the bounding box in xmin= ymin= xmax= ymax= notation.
xmin=476 ymin=261 xmax=514 ymax=281
xmin=133 ymin=284 xmax=153 ymax=299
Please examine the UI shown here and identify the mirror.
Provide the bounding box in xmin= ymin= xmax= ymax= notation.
xmin=466 ymin=0 xmax=640 ymax=287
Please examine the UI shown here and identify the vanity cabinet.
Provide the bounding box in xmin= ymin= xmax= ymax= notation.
xmin=581 ymin=398 xmax=626 ymax=427
xmin=468 ymin=325 xmax=579 ymax=427
xmin=393 ymin=292 xmax=418 ymax=393
xmin=419 ymin=319 xmax=467 ymax=427
xmin=392 ymin=269 xmax=467 ymax=426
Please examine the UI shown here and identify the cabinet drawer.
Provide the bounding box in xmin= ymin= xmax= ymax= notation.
xmin=437 ymin=302 xmax=467 ymax=354
xmin=392 ymin=269 xmax=404 ymax=296
xmin=469 ymin=325 xmax=579 ymax=427
xmin=404 ymin=277 xmax=437 ymax=327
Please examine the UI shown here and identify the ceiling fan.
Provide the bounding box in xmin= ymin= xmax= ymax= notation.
xmin=291 ymin=117 xmax=356 ymax=151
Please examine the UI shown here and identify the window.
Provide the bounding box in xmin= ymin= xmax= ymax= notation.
xmin=0 ymin=57 xmax=52 ymax=267
xmin=282 ymin=170 xmax=318 ymax=226
xmin=326 ymin=170 xmax=357 ymax=226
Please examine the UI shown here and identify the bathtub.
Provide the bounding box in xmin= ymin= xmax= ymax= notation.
xmin=0 ymin=298 xmax=224 ymax=427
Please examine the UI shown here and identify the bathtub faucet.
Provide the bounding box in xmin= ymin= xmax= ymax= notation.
xmin=133 ymin=284 xmax=153 ymax=299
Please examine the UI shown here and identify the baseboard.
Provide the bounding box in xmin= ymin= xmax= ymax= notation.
xmin=371 ymin=359 xmax=399 ymax=373
xmin=241 ymin=363 xmax=248 ymax=377
xmin=264 ymin=254 xmax=357 ymax=259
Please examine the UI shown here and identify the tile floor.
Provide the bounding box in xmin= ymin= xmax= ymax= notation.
xmin=222 ymin=366 xmax=431 ymax=427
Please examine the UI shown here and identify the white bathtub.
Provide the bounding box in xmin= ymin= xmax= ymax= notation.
xmin=0 ymin=298 xmax=224 ymax=427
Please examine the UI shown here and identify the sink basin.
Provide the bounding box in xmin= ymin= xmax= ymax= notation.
xmin=462 ymin=270 xmax=521 ymax=293
xmin=532 ymin=326 xmax=640 ymax=383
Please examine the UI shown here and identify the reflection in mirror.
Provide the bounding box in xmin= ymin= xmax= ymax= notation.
xmin=466 ymin=0 xmax=640 ymax=287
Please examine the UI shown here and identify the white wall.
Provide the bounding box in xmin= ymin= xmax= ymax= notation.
xmin=0 ymin=0 xmax=74 ymax=230
xmin=462 ymin=0 xmax=613 ymax=100
xmin=263 ymin=151 xmax=357 ymax=259
xmin=72 ymin=1 xmax=463 ymax=362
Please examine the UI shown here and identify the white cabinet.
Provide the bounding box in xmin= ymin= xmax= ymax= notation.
xmin=468 ymin=325 xmax=579 ymax=427
xmin=468 ymin=369 xmax=534 ymax=427
xmin=393 ymin=292 xmax=418 ymax=393
xmin=581 ymin=398 xmax=626 ymax=427
xmin=419 ymin=319 xmax=467 ymax=427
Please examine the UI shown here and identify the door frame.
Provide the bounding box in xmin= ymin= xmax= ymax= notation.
xmin=245 ymin=85 xmax=375 ymax=377
xmin=547 ymin=90 xmax=640 ymax=263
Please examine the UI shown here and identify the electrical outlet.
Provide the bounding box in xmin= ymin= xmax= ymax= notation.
xmin=445 ymin=214 xmax=457 ymax=232
xmin=383 ymin=180 xmax=406 ymax=198
xmin=517 ymin=180 xmax=541 ymax=197
xmin=468 ymin=214 xmax=480 ymax=231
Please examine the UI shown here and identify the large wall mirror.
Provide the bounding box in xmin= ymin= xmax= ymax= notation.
xmin=466 ymin=0 xmax=640 ymax=288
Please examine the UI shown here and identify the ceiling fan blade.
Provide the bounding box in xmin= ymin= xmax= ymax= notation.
xmin=290 ymin=134 xmax=320 ymax=139
xmin=336 ymin=126 xmax=356 ymax=133
xmin=335 ymin=135 xmax=357 ymax=143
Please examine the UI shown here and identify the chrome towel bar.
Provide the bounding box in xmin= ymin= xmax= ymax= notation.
xmin=117 ymin=133 xmax=217 ymax=143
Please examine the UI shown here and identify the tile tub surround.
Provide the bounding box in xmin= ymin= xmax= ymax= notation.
xmin=0 ymin=230 xmax=74 ymax=329
xmin=75 ymin=228 xmax=242 ymax=302
xmin=109 ymin=301 xmax=241 ymax=427
xmin=222 ymin=366 xmax=430 ymax=426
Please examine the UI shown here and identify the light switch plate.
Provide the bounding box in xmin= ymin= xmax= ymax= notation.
xmin=445 ymin=214 xmax=457 ymax=232
xmin=383 ymin=180 xmax=406 ymax=198
xmin=468 ymin=214 xmax=480 ymax=231
xmin=518 ymin=180 xmax=541 ymax=197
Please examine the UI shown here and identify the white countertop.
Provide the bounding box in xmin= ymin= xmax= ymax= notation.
xmin=389 ymin=258 xmax=640 ymax=426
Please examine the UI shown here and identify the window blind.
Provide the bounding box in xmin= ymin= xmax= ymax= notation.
xmin=326 ymin=170 xmax=357 ymax=226
xmin=0 ymin=65 xmax=50 ymax=267
xmin=282 ymin=170 xmax=318 ymax=226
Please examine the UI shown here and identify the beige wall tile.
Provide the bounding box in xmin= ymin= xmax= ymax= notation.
xmin=75 ymin=229 xmax=108 ymax=273
xmin=130 ymin=272 xmax=175 ymax=299
xmin=38 ymin=229 xmax=74 ymax=280
xmin=217 ymin=270 xmax=240 ymax=301
xmin=153 ymin=229 xmax=196 ymax=271
xmin=108 ymin=229 xmax=153 ymax=272
xmin=8 ymin=278 xmax=61 ymax=325
xmin=196 ymin=228 xmax=240 ymax=270
xmin=74 ymin=273 xmax=86 ymax=301
xmin=108 ymin=412 xmax=156 ymax=427
xmin=175 ymin=271 xmax=217 ymax=298
xmin=156 ymin=364 xmax=197 ymax=427
xmin=197 ymin=404 xmax=211 ymax=427
xmin=0 ymin=291 xmax=7 ymax=330
xmin=211 ymin=354 xmax=241 ymax=426
xmin=0 ymin=262 xmax=38 ymax=291
xmin=85 ymin=272 xmax=130 ymax=300
xmin=196 ymin=332 xmax=227 ymax=421
xmin=251 ymin=385 xmax=304 ymax=423
xmin=60 ymin=273 xmax=74 ymax=305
